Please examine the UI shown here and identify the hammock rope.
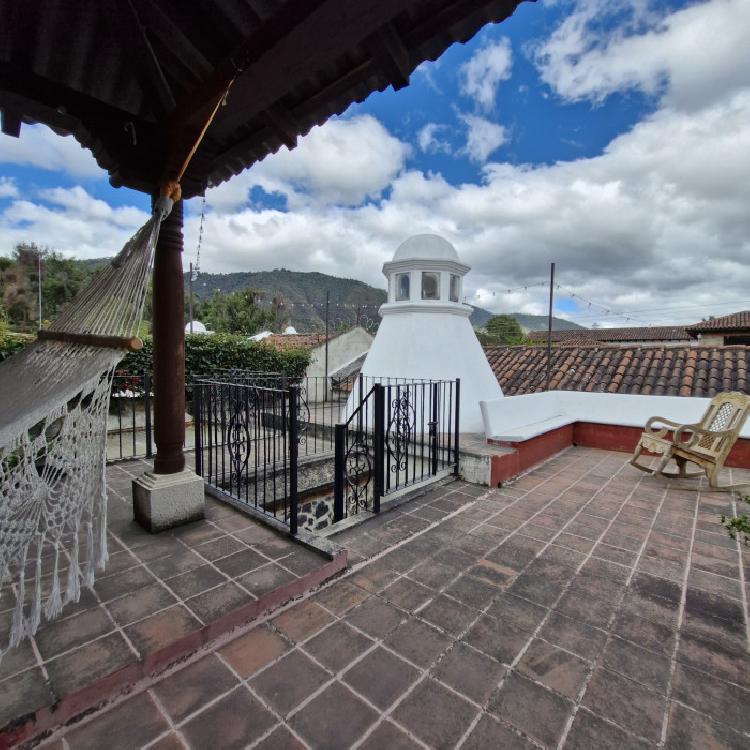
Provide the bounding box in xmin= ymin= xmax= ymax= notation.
xmin=0 ymin=70 xmax=237 ymax=660
xmin=0 ymin=199 xmax=171 ymax=657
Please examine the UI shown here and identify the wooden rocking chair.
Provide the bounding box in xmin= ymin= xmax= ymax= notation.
xmin=630 ymin=391 xmax=750 ymax=491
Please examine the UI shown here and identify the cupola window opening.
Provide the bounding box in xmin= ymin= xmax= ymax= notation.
xmin=450 ymin=274 xmax=460 ymax=303
xmin=421 ymin=272 xmax=440 ymax=300
xmin=395 ymin=273 xmax=410 ymax=301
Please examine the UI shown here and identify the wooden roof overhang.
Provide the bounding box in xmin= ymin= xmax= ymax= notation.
xmin=0 ymin=0 xmax=528 ymax=199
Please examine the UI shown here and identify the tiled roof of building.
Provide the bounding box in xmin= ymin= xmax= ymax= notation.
xmin=484 ymin=345 xmax=750 ymax=398
xmin=685 ymin=311 xmax=750 ymax=333
xmin=261 ymin=333 xmax=337 ymax=352
xmin=527 ymin=326 xmax=690 ymax=343
xmin=331 ymin=352 xmax=368 ymax=381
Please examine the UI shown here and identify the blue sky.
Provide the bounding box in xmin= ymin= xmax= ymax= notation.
xmin=1 ymin=0 xmax=749 ymax=327
xmin=355 ymin=1 xmax=653 ymax=183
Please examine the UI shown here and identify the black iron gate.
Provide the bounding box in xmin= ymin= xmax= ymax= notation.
xmin=333 ymin=379 xmax=460 ymax=522
xmin=194 ymin=379 xmax=300 ymax=534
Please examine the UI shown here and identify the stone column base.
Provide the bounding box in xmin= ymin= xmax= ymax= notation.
xmin=133 ymin=469 xmax=205 ymax=532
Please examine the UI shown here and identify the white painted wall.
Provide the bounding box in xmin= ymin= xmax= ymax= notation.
xmin=480 ymin=391 xmax=750 ymax=441
xmin=306 ymin=326 xmax=373 ymax=379
xmin=355 ymin=308 xmax=503 ymax=432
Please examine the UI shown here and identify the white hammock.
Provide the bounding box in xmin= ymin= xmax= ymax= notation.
xmin=0 ymin=198 xmax=172 ymax=659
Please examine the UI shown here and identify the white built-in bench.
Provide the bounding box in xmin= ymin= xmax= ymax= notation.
xmin=480 ymin=391 xmax=750 ymax=443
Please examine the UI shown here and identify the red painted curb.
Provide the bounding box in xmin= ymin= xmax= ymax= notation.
xmin=488 ymin=423 xmax=750 ymax=487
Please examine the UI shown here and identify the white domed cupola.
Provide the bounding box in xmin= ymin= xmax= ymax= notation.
xmin=383 ymin=234 xmax=471 ymax=314
xmin=355 ymin=233 xmax=504 ymax=434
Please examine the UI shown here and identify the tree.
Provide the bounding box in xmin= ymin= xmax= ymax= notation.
xmin=40 ymin=251 xmax=96 ymax=319
xmin=195 ymin=289 xmax=275 ymax=335
xmin=0 ymin=244 xmax=98 ymax=329
xmin=484 ymin=314 xmax=526 ymax=345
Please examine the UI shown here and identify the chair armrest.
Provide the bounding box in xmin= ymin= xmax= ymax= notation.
xmin=674 ymin=425 xmax=736 ymax=450
xmin=644 ymin=416 xmax=691 ymax=438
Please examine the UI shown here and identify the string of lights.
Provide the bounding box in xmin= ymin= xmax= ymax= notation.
xmin=463 ymin=281 xmax=548 ymax=302
xmin=553 ymin=285 xmax=652 ymax=325
xmin=249 ymin=298 xmax=383 ymax=310
xmin=463 ymin=280 xmax=652 ymax=325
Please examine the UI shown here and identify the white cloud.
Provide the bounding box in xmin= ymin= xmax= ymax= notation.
xmin=206 ymin=115 xmax=410 ymax=212
xmin=182 ymin=86 xmax=750 ymax=324
xmin=459 ymin=37 xmax=513 ymax=111
xmin=0 ymin=186 xmax=148 ymax=259
xmin=417 ymin=123 xmax=452 ymax=155
xmin=0 ymin=124 xmax=103 ymax=178
xmin=459 ymin=114 xmax=507 ymax=163
xmin=533 ymin=0 xmax=750 ymax=111
xmin=0 ymin=178 xmax=18 ymax=199
xmin=4 ymin=90 xmax=749 ymax=325
xmin=413 ymin=60 xmax=443 ymax=94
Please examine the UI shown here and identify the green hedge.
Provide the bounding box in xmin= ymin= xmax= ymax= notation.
xmin=119 ymin=333 xmax=310 ymax=380
xmin=0 ymin=332 xmax=310 ymax=380
xmin=0 ymin=334 xmax=33 ymax=362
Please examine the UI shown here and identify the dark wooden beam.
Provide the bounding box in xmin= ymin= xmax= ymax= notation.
xmin=366 ymin=22 xmax=412 ymax=91
xmin=112 ymin=0 xmax=176 ymax=115
xmin=404 ymin=0 xmax=521 ymax=49
xmin=162 ymin=0 xmax=323 ymax=135
xmin=263 ymin=103 xmax=299 ymax=150
xmin=210 ymin=0 xmax=408 ymax=138
xmin=0 ymin=63 xmax=166 ymax=192
xmin=203 ymin=59 xmax=373 ymax=174
xmin=213 ymin=0 xmax=262 ymax=36
xmin=0 ymin=62 xmax=152 ymax=134
xmin=1 ymin=108 xmax=21 ymax=137
xmin=131 ymin=0 xmax=213 ymax=81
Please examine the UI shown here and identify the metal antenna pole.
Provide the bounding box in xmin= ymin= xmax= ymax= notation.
xmin=324 ymin=290 xmax=330 ymax=402
xmin=546 ymin=262 xmax=555 ymax=391
xmin=189 ymin=262 xmax=194 ymax=333
xmin=37 ymin=250 xmax=42 ymax=329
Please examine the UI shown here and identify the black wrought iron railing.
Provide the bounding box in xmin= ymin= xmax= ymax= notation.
xmin=108 ymin=370 xmax=258 ymax=462
xmin=203 ymin=373 xmax=367 ymax=458
xmin=108 ymin=374 xmax=153 ymax=461
xmin=333 ymin=379 xmax=460 ymax=521
xmin=194 ymin=380 xmax=299 ymax=533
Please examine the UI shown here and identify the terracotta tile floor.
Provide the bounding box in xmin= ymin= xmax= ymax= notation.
xmin=12 ymin=448 xmax=750 ymax=748
xmin=0 ymin=458 xmax=343 ymax=743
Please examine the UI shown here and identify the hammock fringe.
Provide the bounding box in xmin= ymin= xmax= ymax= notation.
xmin=0 ymin=206 xmax=167 ymax=663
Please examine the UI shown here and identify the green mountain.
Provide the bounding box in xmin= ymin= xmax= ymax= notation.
xmin=185 ymin=269 xmax=386 ymax=331
xmin=181 ymin=268 xmax=585 ymax=333
xmin=1 ymin=253 xmax=583 ymax=336
xmin=470 ymin=310 xmax=584 ymax=333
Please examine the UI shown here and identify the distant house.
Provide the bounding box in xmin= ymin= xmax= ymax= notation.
xmin=484 ymin=344 xmax=750 ymax=398
xmin=527 ymin=326 xmax=690 ymax=347
xmin=685 ymin=311 xmax=750 ymax=347
xmin=261 ymin=326 xmax=374 ymax=381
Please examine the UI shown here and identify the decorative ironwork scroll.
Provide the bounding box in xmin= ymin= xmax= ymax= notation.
xmin=344 ymin=429 xmax=372 ymax=514
xmin=295 ymin=380 xmax=311 ymax=444
xmin=226 ymin=395 xmax=252 ymax=484
xmin=387 ymin=389 xmax=415 ymax=474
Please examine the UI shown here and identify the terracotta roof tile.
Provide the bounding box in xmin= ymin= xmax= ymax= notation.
xmin=483 ymin=344 xmax=750 ymax=398
xmin=527 ymin=326 xmax=690 ymax=344
xmin=261 ymin=332 xmax=338 ymax=352
xmin=685 ymin=311 xmax=750 ymax=333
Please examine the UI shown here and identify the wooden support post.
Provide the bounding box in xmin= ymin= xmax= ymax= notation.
xmin=151 ymin=195 xmax=186 ymax=474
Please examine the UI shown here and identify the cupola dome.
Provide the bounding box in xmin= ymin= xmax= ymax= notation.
xmin=392 ymin=234 xmax=459 ymax=262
